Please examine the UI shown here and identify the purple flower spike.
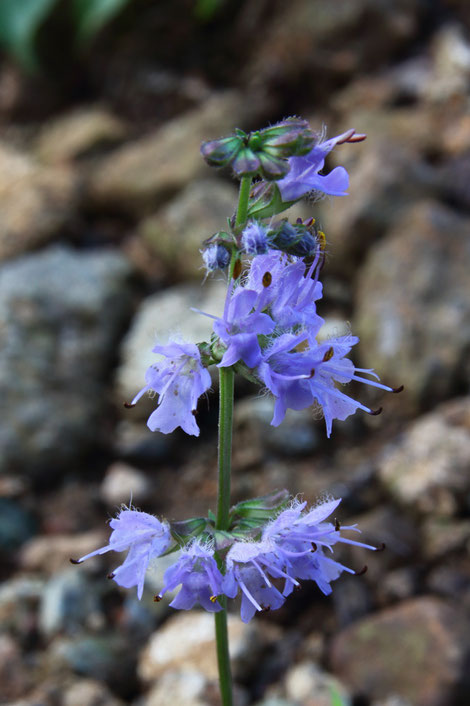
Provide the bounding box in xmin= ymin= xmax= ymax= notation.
xmin=131 ymin=340 xmax=211 ymax=436
xmin=223 ymin=541 xmax=288 ymax=622
xmin=213 ymin=284 xmax=275 ymax=368
xmin=75 ymin=509 xmax=172 ymax=600
xmin=277 ymin=129 xmax=365 ymax=202
xmin=157 ymin=541 xmax=224 ymax=612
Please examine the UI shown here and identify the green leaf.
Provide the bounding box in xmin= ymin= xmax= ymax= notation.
xmin=194 ymin=0 xmax=224 ymax=22
xmin=72 ymin=0 xmax=130 ymax=44
xmin=0 ymin=0 xmax=58 ymax=71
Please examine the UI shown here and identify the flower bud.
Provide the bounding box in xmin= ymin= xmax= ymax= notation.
xmin=270 ymin=219 xmax=321 ymax=257
xmin=202 ymin=243 xmax=231 ymax=272
xmin=200 ymin=135 xmax=244 ymax=168
xmin=257 ymin=117 xmax=316 ymax=158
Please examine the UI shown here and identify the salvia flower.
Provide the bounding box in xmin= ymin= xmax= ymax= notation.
xmin=73 ymin=509 xmax=172 ymax=600
xmin=157 ymin=540 xmax=224 ymax=612
xmin=276 ymin=129 xmax=366 ymax=202
xmin=130 ymin=340 xmax=211 ymax=436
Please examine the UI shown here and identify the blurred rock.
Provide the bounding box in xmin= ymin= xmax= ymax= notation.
xmin=424 ymin=24 xmax=470 ymax=102
xmin=323 ymin=141 xmax=436 ymax=271
xmin=139 ymin=179 xmax=237 ymax=280
xmin=0 ymin=143 xmax=78 ymax=261
xmin=0 ymin=497 xmax=36 ymax=551
xmin=284 ymin=662 xmax=351 ymax=706
xmin=100 ymin=462 xmax=150 ymax=506
xmin=20 ymin=530 xmax=107 ymax=574
xmin=88 ymin=92 xmax=254 ymax=214
xmin=422 ymin=517 xmax=470 ymax=560
xmin=0 ymin=633 xmax=33 ymax=701
xmin=234 ymin=396 xmax=320 ymax=463
xmin=116 ymin=279 xmax=225 ymax=408
xmin=0 ymin=576 xmax=44 ymax=637
xmin=377 ymin=568 xmax=418 ymax=605
xmin=63 ymin=678 xmax=124 ymax=706
xmin=378 ymin=397 xmax=470 ymax=515
xmin=329 ymin=597 xmax=470 ymax=705
xmin=142 ymin=669 xmax=249 ymax=706
xmin=39 ymin=569 xmax=102 ymax=637
xmin=138 ymin=611 xmax=270 ymax=682
xmin=113 ymin=420 xmax=172 ymax=463
xmin=248 ymin=0 xmax=422 ymax=93
xmin=0 ymin=246 xmax=133 ymax=476
xmin=35 ymin=106 xmax=127 ymax=164
xmin=355 ymin=202 xmax=470 ymax=410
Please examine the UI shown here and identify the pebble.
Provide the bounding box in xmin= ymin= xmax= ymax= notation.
xmin=100 ymin=462 xmax=150 ymax=506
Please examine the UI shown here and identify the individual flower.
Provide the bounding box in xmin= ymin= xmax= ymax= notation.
xmin=223 ymin=540 xmax=288 ymax=622
xmin=202 ymin=244 xmax=231 ymax=273
xmin=276 ymin=129 xmax=366 ymax=202
xmin=259 ymin=333 xmax=399 ymax=436
xmin=241 ymin=221 xmax=270 ymax=255
xmin=72 ymin=509 xmax=172 ymax=600
xmin=262 ymin=498 xmax=376 ymax=597
xmin=156 ymin=540 xmax=224 ymax=612
xmin=130 ymin=340 xmax=211 ymax=437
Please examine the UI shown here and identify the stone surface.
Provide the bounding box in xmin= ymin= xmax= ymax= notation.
xmin=378 ymin=397 xmax=470 ymax=515
xmin=139 ymin=178 xmax=237 ymax=280
xmin=329 ymin=597 xmax=470 ymax=705
xmin=0 ymin=246 xmax=133 ymax=476
xmin=39 ymin=569 xmax=102 ymax=636
xmin=100 ymin=462 xmax=150 ymax=506
xmin=35 ymin=106 xmax=126 ymax=164
xmin=355 ymin=202 xmax=470 ymax=410
xmin=20 ymin=530 xmax=107 ymax=574
xmin=0 ymin=633 xmax=33 ymax=701
xmin=284 ymin=662 xmax=350 ymax=706
xmin=0 ymin=576 xmax=44 ymax=635
xmin=138 ymin=611 xmax=267 ymax=682
xmin=88 ymin=92 xmax=254 ymax=213
xmin=0 ymin=142 xmax=78 ymax=260
xmin=116 ymin=279 xmax=225 ymax=407
xmin=63 ymin=678 xmax=124 ymax=706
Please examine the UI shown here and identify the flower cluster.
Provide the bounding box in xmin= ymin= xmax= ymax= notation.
xmin=73 ymin=499 xmax=376 ymax=622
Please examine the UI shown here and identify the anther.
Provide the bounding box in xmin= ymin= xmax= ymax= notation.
xmin=374 ymin=543 xmax=386 ymax=552
xmin=107 ymin=572 xmax=115 ymax=580
xmin=355 ymin=565 xmax=368 ymax=576
xmin=153 ymin=595 xmax=162 ymax=602
xmin=260 ymin=606 xmax=271 ymax=613
xmin=317 ymin=230 xmax=326 ymax=251
xmin=346 ymin=132 xmax=367 ymax=143
xmin=392 ymin=385 xmax=404 ymax=394
xmin=69 ymin=558 xmax=81 ymax=565
xmin=335 ymin=519 xmax=341 ymax=532
xmin=123 ymin=402 xmax=136 ymax=409
xmin=368 ymin=407 xmax=383 ymax=416
xmin=322 ymin=347 xmax=334 ymax=362
xmin=232 ymin=259 xmax=242 ymax=280
xmin=311 ymin=542 xmax=317 ymax=552
xmin=210 ymin=595 xmax=218 ymax=603
xmin=262 ymin=271 xmax=272 ymax=287
xmin=308 ymin=368 xmax=315 ymax=378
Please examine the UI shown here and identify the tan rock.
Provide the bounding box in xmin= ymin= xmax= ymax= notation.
xmin=19 ymin=530 xmax=107 ymax=573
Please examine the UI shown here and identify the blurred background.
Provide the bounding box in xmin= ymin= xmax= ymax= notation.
xmin=1 ymin=1 xmax=470 ymax=705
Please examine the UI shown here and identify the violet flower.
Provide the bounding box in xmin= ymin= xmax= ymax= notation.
xmin=156 ymin=541 xmax=224 ymax=612
xmin=130 ymin=340 xmax=211 ymax=436
xmin=73 ymin=509 xmax=172 ymax=600
xmin=277 ymin=129 xmax=366 ymax=202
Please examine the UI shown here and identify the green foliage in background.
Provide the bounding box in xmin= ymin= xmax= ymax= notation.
xmin=0 ymin=0 xmax=132 ymax=71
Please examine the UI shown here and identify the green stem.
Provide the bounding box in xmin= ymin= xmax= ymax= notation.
xmin=213 ymin=174 xmax=251 ymax=706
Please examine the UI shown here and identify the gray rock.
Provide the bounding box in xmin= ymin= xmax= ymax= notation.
xmin=100 ymin=462 xmax=150 ymax=506
xmin=139 ymin=178 xmax=238 ymax=280
xmin=116 ymin=279 xmax=225 ymax=409
xmin=88 ymin=92 xmax=255 ymax=214
xmin=20 ymin=530 xmax=107 ymax=574
xmin=39 ymin=569 xmax=102 ymax=637
xmin=35 ymin=106 xmax=127 ymax=164
xmin=0 ymin=576 xmax=44 ymax=635
xmin=63 ymin=678 xmax=124 ymax=706
xmin=0 ymin=245 xmax=133 ymax=476
xmin=0 ymin=143 xmax=78 ymax=261
xmin=355 ymin=202 xmax=470 ymax=410
xmin=0 ymin=498 xmax=36 ymax=551
xmin=378 ymin=397 xmax=470 ymax=515
xmin=0 ymin=633 xmax=33 ymax=701
xmin=285 ymin=662 xmax=351 ymax=706
xmin=329 ymin=597 xmax=470 ymax=705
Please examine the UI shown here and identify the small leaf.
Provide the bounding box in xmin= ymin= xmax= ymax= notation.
xmin=72 ymin=0 xmax=130 ymax=44
xmin=0 ymin=0 xmax=58 ymax=71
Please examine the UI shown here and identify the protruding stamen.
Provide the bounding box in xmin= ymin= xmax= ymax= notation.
xmin=311 ymin=542 xmax=317 ymax=552
xmin=123 ymin=402 xmax=136 ymax=408
xmin=107 ymin=572 xmax=115 ymax=580
xmin=346 ymin=132 xmax=367 ymax=143
xmin=355 ymin=565 xmax=368 ymax=576
xmin=323 ymin=347 xmax=334 ymax=362
xmin=210 ymin=595 xmax=218 ymax=603
xmin=260 ymin=605 xmax=271 ymax=613
xmin=262 ymin=271 xmax=272 ymax=287
xmin=308 ymin=368 xmax=315 ymax=378
xmin=392 ymin=385 xmax=404 ymax=394
xmin=368 ymin=407 xmax=383 ymax=416
xmin=317 ymin=230 xmax=326 ymax=251
xmin=335 ymin=519 xmax=341 ymax=532
xmin=374 ymin=543 xmax=386 ymax=552
xmin=69 ymin=558 xmax=81 ymax=565
xmin=153 ymin=595 xmax=162 ymax=602
xmin=232 ymin=259 xmax=242 ymax=280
